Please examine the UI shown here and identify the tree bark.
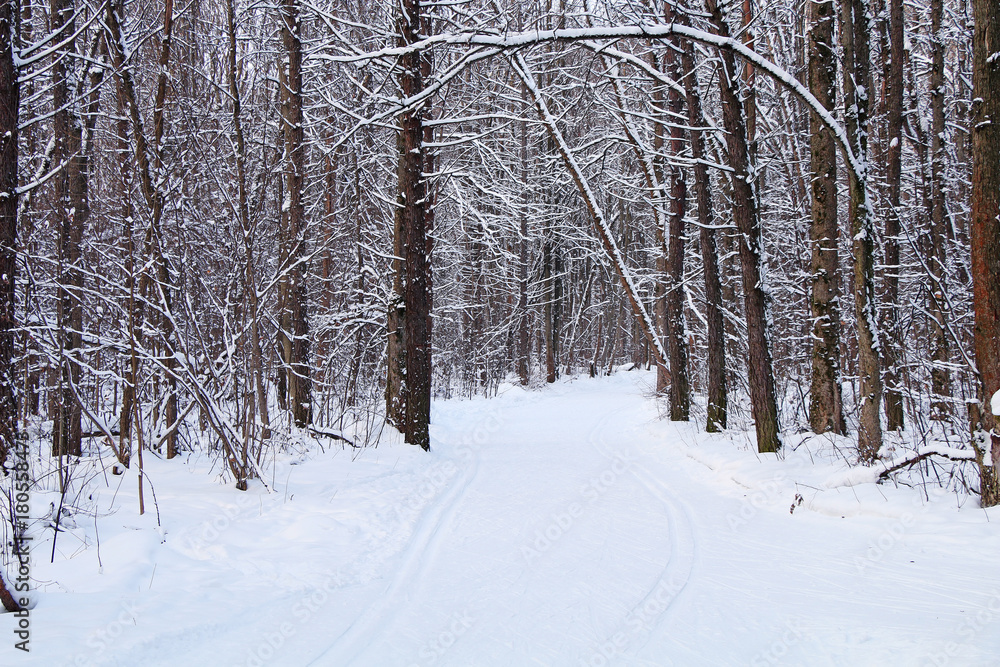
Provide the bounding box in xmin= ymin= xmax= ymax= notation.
xmin=279 ymin=0 xmax=311 ymax=428
xmin=881 ymin=0 xmax=905 ymax=431
xmin=517 ymin=83 xmax=530 ymax=385
xmin=393 ymin=0 xmax=432 ymax=449
xmin=544 ymin=238 xmax=557 ymax=383
xmin=682 ymin=39 xmax=726 ymax=432
xmin=707 ymin=0 xmax=781 ymax=453
xmin=841 ymin=0 xmax=884 ymax=462
xmin=664 ymin=15 xmax=690 ymax=422
xmin=0 ymin=0 xmax=18 ymax=468
xmin=971 ymin=0 xmax=1000 ymax=504
xmin=52 ymin=0 xmax=84 ymax=458
xmin=927 ymin=0 xmax=951 ymax=419
xmin=807 ymin=0 xmax=845 ymax=435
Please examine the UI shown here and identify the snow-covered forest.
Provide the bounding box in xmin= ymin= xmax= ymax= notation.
xmin=1 ymin=0 xmax=999 ymax=662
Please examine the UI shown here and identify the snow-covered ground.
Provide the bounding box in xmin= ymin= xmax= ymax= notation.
xmin=4 ymin=370 xmax=1000 ymax=666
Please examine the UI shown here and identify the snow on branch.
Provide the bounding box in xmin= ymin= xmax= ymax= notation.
xmin=824 ymin=445 xmax=977 ymax=488
xmin=341 ymin=24 xmax=864 ymax=185
xmin=510 ymin=53 xmax=671 ymax=375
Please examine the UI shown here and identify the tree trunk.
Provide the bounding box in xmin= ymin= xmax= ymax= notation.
xmin=52 ymin=0 xmax=84 ymax=458
xmin=665 ymin=15 xmax=690 ymax=422
xmin=880 ymin=0 xmax=905 ymax=431
xmin=927 ymin=0 xmax=951 ymax=419
xmin=708 ymin=0 xmax=781 ymax=453
xmin=116 ymin=113 xmax=134 ymax=468
xmin=682 ymin=39 xmax=727 ymax=432
xmin=279 ymin=0 xmax=311 ymax=428
xmin=0 ymin=0 xmax=18 ymax=468
xmin=807 ymin=0 xmax=846 ymax=435
xmin=393 ymin=0 xmax=432 ymax=449
xmin=517 ymin=84 xmax=530 ymax=385
xmin=544 ymin=237 xmax=559 ymax=383
xmin=971 ymin=0 xmax=1000 ymax=504
xmin=228 ymin=0 xmax=271 ymax=445
xmin=842 ymin=0 xmax=884 ymax=462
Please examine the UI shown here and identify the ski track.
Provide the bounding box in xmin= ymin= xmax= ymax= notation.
xmin=11 ymin=372 xmax=1000 ymax=667
xmin=586 ymin=399 xmax=698 ymax=662
xmin=307 ymin=448 xmax=481 ymax=666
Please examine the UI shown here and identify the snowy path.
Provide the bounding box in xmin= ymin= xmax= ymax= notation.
xmin=5 ymin=371 xmax=1000 ymax=666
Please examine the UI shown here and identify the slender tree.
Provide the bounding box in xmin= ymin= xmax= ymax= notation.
xmin=664 ymin=3 xmax=690 ymax=421
xmin=0 ymin=0 xmax=18 ymax=468
xmin=682 ymin=38 xmax=727 ymax=432
xmin=927 ymin=0 xmax=951 ymax=418
xmin=880 ymin=0 xmax=904 ymax=431
xmin=279 ymin=0 xmax=312 ymax=428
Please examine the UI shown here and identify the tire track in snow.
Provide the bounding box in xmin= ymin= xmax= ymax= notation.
xmin=585 ymin=401 xmax=697 ymax=662
xmin=306 ymin=449 xmax=480 ymax=667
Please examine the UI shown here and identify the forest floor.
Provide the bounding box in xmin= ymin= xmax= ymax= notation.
xmin=3 ymin=370 xmax=1000 ymax=666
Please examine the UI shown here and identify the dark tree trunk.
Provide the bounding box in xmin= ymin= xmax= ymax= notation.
xmin=665 ymin=18 xmax=690 ymax=422
xmin=517 ymin=84 xmax=530 ymax=385
xmin=0 ymin=0 xmax=17 ymax=468
xmin=927 ymin=0 xmax=951 ymax=419
xmin=52 ymin=0 xmax=84 ymax=458
xmin=807 ymin=0 xmax=846 ymax=435
xmin=682 ymin=39 xmax=726 ymax=432
xmin=393 ymin=0 xmax=432 ymax=449
xmin=649 ymin=53 xmax=670 ymax=396
xmin=881 ymin=0 xmax=905 ymax=431
xmin=708 ymin=0 xmax=781 ymax=453
xmin=544 ymin=238 xmax=556 ymax=383
xmin=116 ymin=113 xmax=134 ymax=467
xmin=971 ymin=0 xmax=1000 ymax=505
xmin=842 ymin=0 xmax=884 ymax=462
xmin=280 ymin=0 xmax=311 ymax=428
xmin=228 ymin=0 xmax=271 ymax=442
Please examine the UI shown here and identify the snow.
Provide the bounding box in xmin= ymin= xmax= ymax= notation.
xmin=992 ymin=389 xmax=1000 ymax=417
xmin=4 ymin=371 xmax=1000 ymax=666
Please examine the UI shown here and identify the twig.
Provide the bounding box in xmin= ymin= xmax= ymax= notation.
xmin=307 ymin=426 xmax=359 ymax=448
xmin=878 ymin=447 xmax=976 ymax=482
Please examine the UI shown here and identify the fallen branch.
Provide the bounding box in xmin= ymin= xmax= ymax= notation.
xmin=877 ymin=446 xmax=976 ymax=482
xmin=307 ymin=426 xmax=359 ymax=449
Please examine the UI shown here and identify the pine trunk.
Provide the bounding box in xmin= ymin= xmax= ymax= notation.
xmin=971 ymin=0 xmax=1000 ymax=504
xmin=517 ymin=85 xmax=530 ymax=385
xmin=879 ymin=0 xmax=904 ymax=431
xmin=396 ymin=0 xmax=432 ymax=449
